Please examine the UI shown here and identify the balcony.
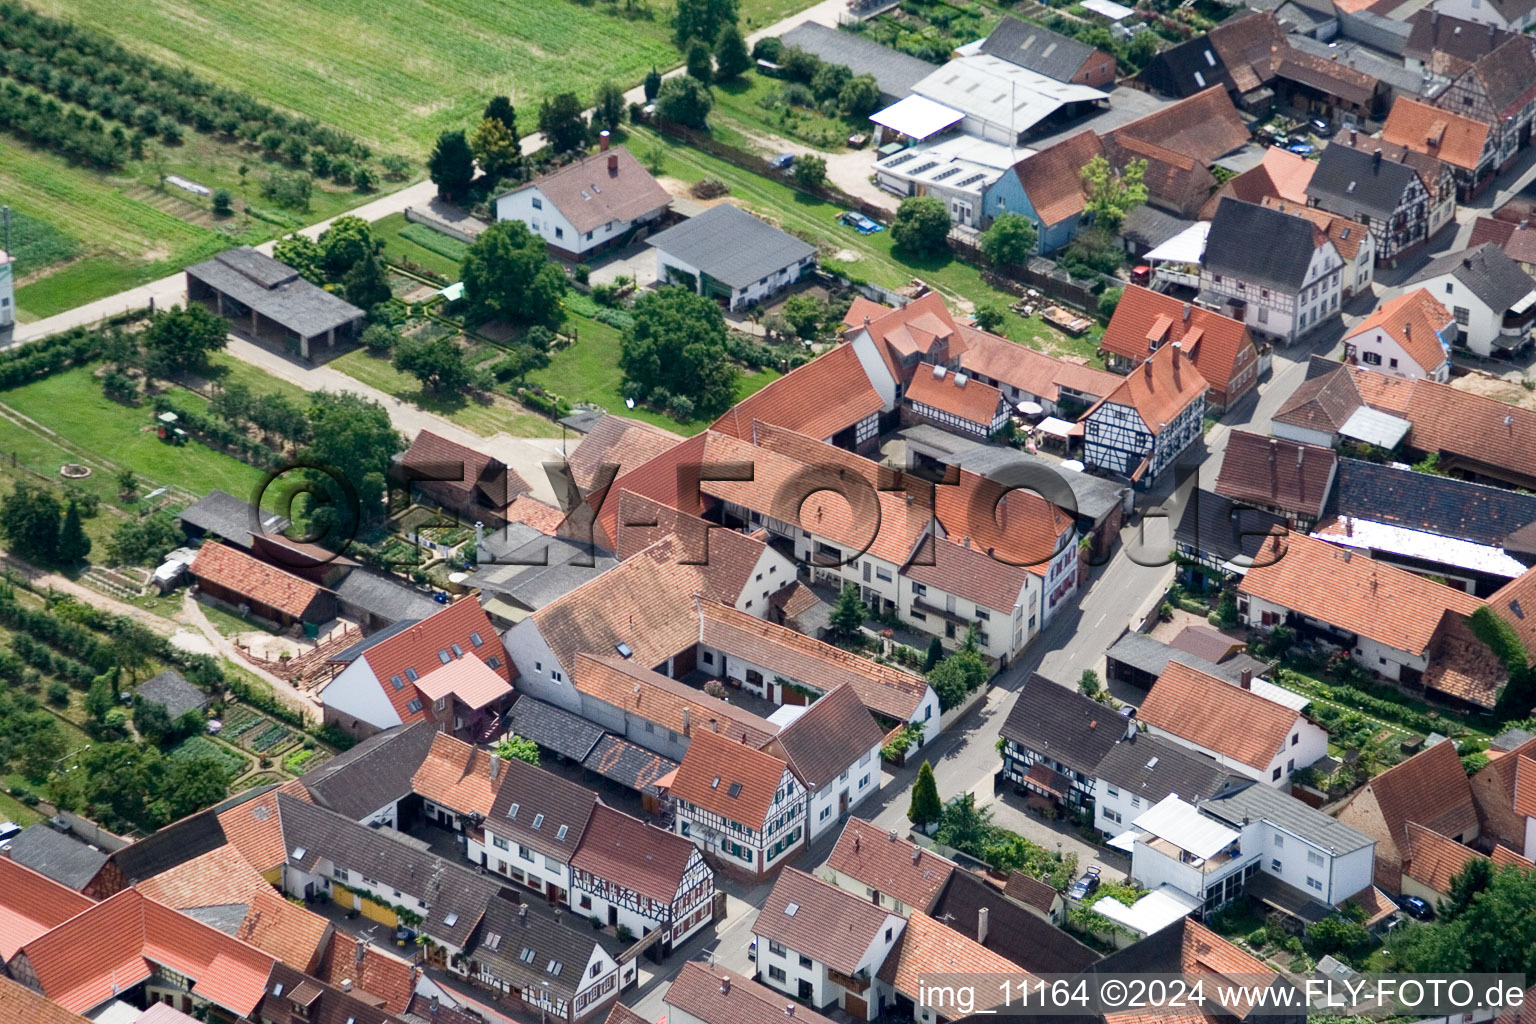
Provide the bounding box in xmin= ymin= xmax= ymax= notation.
xmin=827 ymin=967 xmax=872 ymax=993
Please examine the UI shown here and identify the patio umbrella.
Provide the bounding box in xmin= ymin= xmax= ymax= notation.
xmin=1015 ymin=401 xmax=1044 ymax=416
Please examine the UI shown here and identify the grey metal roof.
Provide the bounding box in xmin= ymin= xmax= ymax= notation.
xmin=1203 ymin=779 xmax=1375 ymax=854
xmin=186 ymin=247 xmax=365 ymax=339
xmin=182 ymin=903 xmax=251 ymax=934
xmin=953 ymin=446 xmax=1128 ymax=523
xmin=1121 ymin=205 xmax=1195 ymax=251
xmin=1105 ymin=631 xmax=1265 ymax=687
xmin=3 ymin=824 xmax=108 ymax=889
xmin=1173 ymin=487 xmax=1289 ymax=565
xmin=1093 ymin=733 xmax=1248 ymax=805
xmin=1205 ymin=198 xmax=1325 ymax=292
xmin=1410 ymin=242 xmax=1536 ymax=312
xmin=646 ymin=205 xmax=817 ymax=290
xmin=136 ymin=669 xmax=210 ymax=721
xmin=299 ymin=720 xmax=438 ymax=821
xmin=472 ymin=533 xmax=618 ymax=611
xmin=1339 ymin=406 xmax=1411 ymax=449
xmin=1326 ymin=457 xmax=1536 ymax=547
xmin=780 ymin=22 xmax=935 ymax=101
xmin=329 ymin=617 xmax=420 ymax=665
xmin=333 ymin=570 xmax=441 ymax=625
xmin=980 ymin=17 xmax=1101 ymax=83
xmin=178 ymin=489 xmax=288 ymax=550
xmin=1287 ymin=35 xmax=1427 ymax=95
xmin=275 ymin=792 xmax=500 ymax=949
xmin=505 ymin=697 xmax=605 ymax=763
xmin=1306 ymin=144 xmax=1420 ymax=223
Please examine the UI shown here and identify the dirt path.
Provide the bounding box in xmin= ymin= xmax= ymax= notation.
xmin=0 ymin=553 xmax=179 ymax=635
xmin=724 ymin=123 xmax=896 ymax=212
xmin=180 ymin=591 xmax=319 ymax=719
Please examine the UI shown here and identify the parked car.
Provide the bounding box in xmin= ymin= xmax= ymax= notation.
xmin=0 ymin=821 xmax=19 ymax=843
xmin=747 ymin=937 xmax=758 ymax=961
xmin=1311 ymin=119 xmax=1335 ymax=137
xmin=1287 ymin=141 xmax=1317 ymax=156
xmin=769 ymin=153 xmax=795 ymax=171
xmin=839 ymin=211 xmax=883 ymax=234
xmin=847 ymin=132 xmax=869 ymax=149
xmin=1068 ymin=867 xmax=1101 ymax=901
xmin=1399 ymin=895 xmax=1434 ymax=921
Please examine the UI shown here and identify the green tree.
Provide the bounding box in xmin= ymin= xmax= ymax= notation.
xmin=838 ymin=74 xmax=881 ymax=118
xmin=212 ymin=189 xmax=233 ymax=217
xmin=792 ymin=153 xmax=827 ymax=190
xmin=644 ymin=66 xmax=663 ymax=102
xmin=471 ymin=116 xmax=522 ymax=180
xmin=394 ymin=335 xmax=472 ymax=394
xmin=0 ymin=483 xmax=61 ymax=563
xmin=980 ymin=212 xmax=1038 ymax=266
xmin=593 ymin=81 xmax=627 ymax=134
xmin=674 ymin=0 xmax=738 ymax=48
xmin=927 ymin=656 xmax=969 ymax=711
xmin=1441 ymin=857 xmax=1495 ymax=919
xmin=274 ymin=233 xmax=325 ymax=285
xmin=936 ymin=792 xmax=995 ymax=853
xmin=538 ymin=93 xmax=588 ymax=155
xmin=132 ymin=699 xmax=175 ymax=746
xmin=829 ymin=584 xmax=867 ymax=642
xmin=1081 ymin=155 xmax=1148 ymax=230
xmin=782 ymin=294 xmax=824 ymax=339
xmin=909 ymin=760 xmax=942 ymax=827
xmin=304 ymin=391 xmax=405 ymax=526
xmin=1078 ymin=669 xmax=1102 ymax=699
xmin=157 ymin=754 xmax=232 ymax=824
xmin=14 ymin=710 xmax=66 ymax=783
xmin=362 ymin=324 xmax=400 ymax=353
xmin=142 ymin=304 xmax=228 ymax=376
xmin=84 ymin=676 xmax=115 ymax=724
xmin=496 ymin=734 xmax=541 ymax=766
xmin=343 ymin=254 xmax=392 ymax=310
xmin=686 ymin=39 xmax=714 ymax=83
xmin=427 ymin=129 xmax=475 ymax=201
xmin=1306 ymin=914 xmax=1371 ymax=956
xmin=319 ymin=215 xmax=382 ymax=280
xmin=462 ymin=220 xmax=567 ymax=329
xmin=58 ymin=499 xmax=90 ymax=565
xmin=810 ymin=62 xmax=851 ymax=103
xmin=715 ymin=23 xmax=752 ymax=81
xmin=484 ymin=95 xmax=518 ymax=135
xmin=106 ymin=512 xmax=180 ymax=566
xmin=655 ymin=76 xmax=713 ymax=128
xmin=891 ymin=195 xmax=951 ymax=256
xmin=620 ymin=287 xmax=739 ymax=419
xmin=924 ymin=636 xmax=944 ymax=672
xmin=1393 ymin=864 xmax=1536 ymax=974
xmin=1098 ymin=286 xmax=1124 ymax=321
xmin=973 ymin=302 xmax=1006 ymax=333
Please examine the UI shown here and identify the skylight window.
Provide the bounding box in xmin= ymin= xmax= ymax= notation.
xmin=485 ymin=932 xmax=503 ymax=951
xmin=520 ymin=947 xmax=536 ymax=963
xmin=533 ymin=813 xmax=545 ymax=829
xmin=785 ymin=902 xmax=800 ymax=916
xmin=616 ymin=642 xmax=633 ymax=658
xmin=439 ymin=650 xmax=452 ymax=664
xmin=451 ymin=643 xmax=464 ymax=657
xmin=508 ymin=802 xmax=521 ymax=819
xmin=406 ymin=699 xmax=423 ymax=714
xmin=470 ymin=632 xmax=484 ymax=647
xmin=487 ymin=656 xmax=502 ymax=669
xmin=711 ymin=776 xmax=721 ymax=789
xmin=556 ymin=825 xmax=569 ymax=841
xmin=444 ymin=912 xmax=459 ymax=927
xmin=547 ymin=960 xmax=564 ymax=975
xmin=390 ymin=675 xmax=403 ymax=690
xmin=406 ymin=668 xmax=419 ymax=681
xmin=292 ymin=846 xmax=307 ymax=861
xmin=728 ymin=782 xmax=742 ymax=798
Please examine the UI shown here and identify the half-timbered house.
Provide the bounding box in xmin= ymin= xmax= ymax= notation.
xmin=1321 ymin=133 xmax=1454 ymax=257
xmin=468 ymin=896 xmax=628 ymax=1022
xmin=1202 ymin=198 xmax=1343 ymax=345
xmin=1431 ymin=36 xmax=1536 ymax=172
xmin=670 ymin=729 xmax=808 ymax=879
xmin=1082 ymin=341 xmax=1207 ymax=487
xmin=570 ymin=805 xmax=715 ymax=952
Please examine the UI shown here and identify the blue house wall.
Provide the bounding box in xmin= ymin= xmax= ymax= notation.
xmin=982 ymin=168 xmax=1082 ymax=254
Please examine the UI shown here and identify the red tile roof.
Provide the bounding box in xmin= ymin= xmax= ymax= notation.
xmin=1101 ymin=286 xmax=1256 ymax=397
xmin=825 ymin=817 xmax=955 ymax=913
xmin=505 ymin=146 xmax=671 ymax=236
xmin=851 ymin=292 xmax=967 ymax=383
xmin=755 ymin=868 xmax=895 ymax=976
xmin=765 ymin=684 xmax=885 ymax=790
xmin=1013 ymin=130 xmax=1104 ymax=228
xmin=349 ymin=596 xmax=511 ymax=725
xmin=711 ymin=342 xmax=885 ymax=445
xmin=1002 ymin=871 xmax=1059 ymax=914
xmin=1239 ymin=533 xmax=1481 ymax=655
xmin=1214 ymin=430 xmax=1337 ymax=521
xmin=1469 ymin=217 xmax=1536 ymax=266
xmin=904 ymin=531 xmax=1037 ymax=608
xmin=19 ymin=889 xmax=275 ymax=1016
xmin=190 ymin=541 xmax=327 ymax=621
xmin=877 ymin=910 xmax=1022 ymax=1014
xmin=1139 ymin=660 xmax=1305 ymax=770
xmin=1346 ymin=288 xmax=1454 ymax=375
xmin=317 ymin=935 xmax=417 ymax=1015
xmin=570 ymin=804 xmax=700 ymax=905
xmin=1088 ymin=340 xmax=1208 ymax=435
xmin=670 ymin=728 xmax=790 ymax=829
xmin=411 ymin=732 xmax=501 ymax=817
xmin=503 ymin=495 xmax=565 ymax=536
xmin=0 ymin=976 xmax=92 ymax=1024
xmin=585 ymin=431 xmax=709 ymax=552
xmin=665 ymin=962 xmax=837 ymax=1024
xmin=1403 ymin=822 xmax=1486 ymax=895
xmin=411 ymin=650 xmax=514 ymax=709
xmin=574 ymin=651 xmax=777 ymax=747
xmin=399 ymin=429 xmax=528 ymax=512
xmin=1514 ymin=754 xmax=1536 ymax=819
xmin=1347 ymin=741 xmax=1479 ymax=853
xmin=1112 ymin=86 xmax=1250 ymax=167
xmin=234 ymin=887 xmax=331 ymax=974
xmin=1262 ymin=198 xmax=1370 ymax=263
xmin=1182 ymin=919 xmax=1275 ymax=1018
xmin=0 ymin=857 xmax=95 ymax=961
xmin=1383 ymin=98 xmax=1490 ymax=172
xmin=217 ymin=779 xmax=312 ymax=874
xmin=1492 ymin=843 xmax=1534 ymax=869
xmin=962 ymin=330 xmax=1120 ymax=403
xmin=905 ymin=367 xmax=1005 ymax=429
xmin=565 ymin=413 xmax=683 ymax=495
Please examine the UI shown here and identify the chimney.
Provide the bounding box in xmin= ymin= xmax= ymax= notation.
xmin=0 ymin=844 xmax=9 ymax=859
xmin=786 ymin=1005 xmax=796 ymax=1018
xmin=912 ymin=845 xmax=921 ymax=865
xmin=721 ymin=977 xmax=731 ymax=996
xmin=430 ymin=995 xmax=440 ymax=1017
xmin=599 ymin=130 xmax=611 ymax=152
xmin=1125 ymin=715 xmax=1137 ymax=740
xmin=519 ymin=903 xmax=530 ymax=924
xmin=1349 ymin=128 xmax=1357 ymax=146
xmin=889 ymin=829 xmax=898 ymax=842
xmin=1490 ymin=22 xmax=1496 ymax=42
xmin=475 ymin=520 xmax=485 ymax=551
xmin=1182 ymin=301 xmax=1192 ymax=323
xmin=1373 ymin=148 xmax=1382 ymax=169
xmin=1271 ymin=533 xmax=1282 ymax=553
xmin=710 ymin=718 xmax=719 ymax=733
xmin=341 ymin=979 xmax=353 ymax=993
xmin=355 ymin=939 xmax=366 ymax=965
xmin=1240 ymin=669 xmax=1252 ymax=689
xmin=1296 ymin=445 xmax=1304 ymax=468
xmin=854 ymin=832 xmax=862 ymax=852
xmin=1345 ymin=516 xmax=1353 ymax=537
xmin=1404 ymin=321 xmax=1411 ymax=342
xmin=683 ymin=707 xmax=692 ymax=736
xmin=1143 ymin=358 xmax=1153 ymax=382
xmin=608 ymin=153 xmax=619 ymax=176
xmin=978 ymin=907 xmax=991 ymax=945
xmin=489 ymin=753 xmax=502 ymax=781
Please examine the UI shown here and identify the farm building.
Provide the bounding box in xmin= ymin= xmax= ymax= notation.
xmin=646 ymin=205 xmax=816 ymax=311
xmin=135 ymin=669 xmax=210 ymax=722
xmin=185 ymin=247 xmax=365 ymax=359
xmin=177 ymin=489 xmax=289 ymax=552
xmin=189 ymin=540 xmax=337 ymax=629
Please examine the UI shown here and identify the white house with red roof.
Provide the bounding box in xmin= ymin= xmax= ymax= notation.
xmin=1343 ymin=288 xmax=1455 ymax=381
xmin=321 ymin=597 xmax=514 ymax=740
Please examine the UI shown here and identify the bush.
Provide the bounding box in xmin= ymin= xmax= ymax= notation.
xmin=1246 ymin=928 xmax=1268 ymax=949
xmin=211 ymin=188 xmax=233 ymax=217
xmin=891 ymin=196 xmax=950 ymax=256
xmin=792 ymin=153 xmax=827 ymax=190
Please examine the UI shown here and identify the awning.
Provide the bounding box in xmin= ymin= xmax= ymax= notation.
xmin=1339 ymin=406 xmax=1411 ymax=449
xmin=1023 ymin=761 xmax=1070 ymax=798
xmin=1081 ymin=0 xmax=1135 ymax=18
xmin=1143 ymin=221 xmax=1210 ymax=264
xmin=1509 ymin=291 xmax=1536 ymax=315
xmin=438 ymin=281 xmax=465 ymax=301
xmin=1037 ymin=416 xmax=1077 ymax=438
xmin=1107 ymin=828 xmax=1146 ymax=853
xmin=872 ymin=94 xmax=965 ymax=141
xmin=1016 ymin=401 xmax=1044 ymax=416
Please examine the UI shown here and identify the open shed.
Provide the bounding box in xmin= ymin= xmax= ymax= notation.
xmin=186 ymin=247 xmax=365 ymax=359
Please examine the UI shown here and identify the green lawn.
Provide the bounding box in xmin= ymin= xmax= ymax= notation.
xmin=709 ymin=71 xmax=872 ymax=152
xmin=205 ymin=351 xmax=313 ymax=406
xmin=29 ymin=0 xmax=810 ymax=156
xmin=626 ymin=125 xmax=1104 ymax=362
xmin=374 ymin=213 xmax=468 ymax=281
xmin=0 ymin=790 xmax=44 ymax=827
xmin=0 ymin=365 xmax=269 ymax=500
xmin=530 ymin=311 xmax=780 ymax=435
xmin=330 ymin=348 xmax=561 ymax=438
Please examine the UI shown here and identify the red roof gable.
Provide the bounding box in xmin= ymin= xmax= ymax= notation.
xmin=1102 ymin=286 xmax=1256 ymax=395
xmin=190 ymin=541 xmax=327 ymax=621
xmin=1345 ymin=287 xmax=1454 ymax=375
xmin=353 ymin=597 xmax=512 ymax=725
